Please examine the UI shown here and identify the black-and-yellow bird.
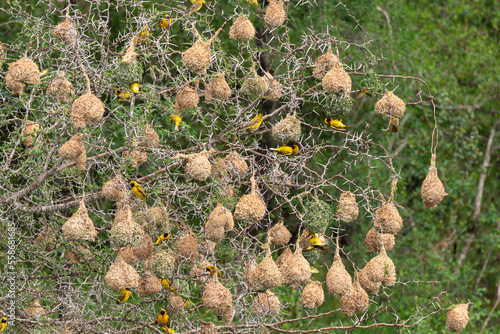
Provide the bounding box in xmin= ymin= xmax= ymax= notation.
xmin=305 ymin=233 xmax=330 ymax=251
xmin=129 ymin=82 xmax=140 ymax=94
xmin=357 ymin=86 xmax=372 ymax=98
xmin=157 ymin=308 xmax=170 ymax=327
xmin=116 ymin=288 xmax=131 ymax=304
xmin=162 ymin=327 xmax=176 ymax=333
xmin=130 ymin=181 xmax=146 ymax=200
xmin=114 ymin=89 xmax=132 ymax=102
xmin=247 ymin=0 xmax=261 ymax=9
xmin=160 ymin=14 xmax=172 ymax=29
xmin=206 ymin=265 xmax=222 ymax=278
xmin=0 ymin=317 xmax=7 ymax=333
xmin=244 ymin=113 xmax=263 ymax=131
xmin=155 ymin=233 xmax=171 ymax=246
xmin=160 ymin=278 xmax=179 ymax=295
xmin=189 ymin=0 xmax=206 ymax=13
xmin=136 ymin=26 xmax=149 ymax=43
xmin=169 ymin=115 xmax=182 ymax=131
xmin=325 ymin=118 xmax=349 ymax=130
xmin=389 ymin=117 xmax=399 ymax=133
xmin=270 ymin=144 xmax=299 ymax=156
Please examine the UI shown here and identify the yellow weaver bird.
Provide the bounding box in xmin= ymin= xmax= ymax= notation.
xmin=325 ymin=118 xmax=349 ymax=130
xmin=136 ymin=26 xmax=149 ymax=43
xmin=157 ymin=308 xmax=170 ymax=327
xmin=305 ymin=233 xmax=330 ymax=251
xmin=114 ymin=89 xmax=132 ymax=102
xmin=357 ymin=86 xmax=372 ymax=98
xmin=160 ymin=14 xmax=172 ymax=29
xmin=130 ymin=181 xmax=147 ymax=200
xmin=189 ymin=0 xmax=207 ymax=13
xmin=206 ymin=265 xmax=222 ymax=278
xmin=270 ymin=144 xmax=299 ymax=156
xmin=169 ymin=115 xmax=182 ymax=131
xmin=116 ymin=288 xmax=131 ymax=304
xmin=155 ymin=233 xmax=171 ymax=246
xmin=129 ymin=82 xmax=140 ymax=93
xmin=40 ymin=67 xmax=51 ymax=77
xmin=0 ymin=317 xmax=6 ymax=333
xmin=389 ymin=117 xmax=399 ymax=133
xmin=247 ymin=0 xmax=261 ymax=9
xmin=310 ymin=267 xmax=319 ymax=274
xmin=162 ymin=327 xmax=176 ymax=333
xmin=160 ymin=278 xmax=179 ymax=295
xmin=244 ymin=113 xmax=263 ymax=131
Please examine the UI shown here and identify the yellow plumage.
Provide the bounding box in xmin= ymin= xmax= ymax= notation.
xmin=189 ymin=0 xmax=206 ymax=13
xmin=244 ymin=113 xmax=263 ymax=131
xmin=389 ymin=117 xmax=399 ymax=133
xmin=159 ymin=278 xmax=179 ymax=296
xmin=206 ymin=265 xmax=222 ymax=278
xmin=136 ymin=26 xmax=149 ymax=43
xmin=130 ymin=181 xmax=147 ymax=200
xmin=169 ymin=115 xmax=182 ymax=131
xmin=162 ymin=327 xmax=176 ymax=333
xmin=0 ymin=317 xmax=7 ymax=333
xmin=114 ymin=89 xmax=132 ymax=102
xmin=116 ymin=288 xmax=131 ymax=304
xmin=305 ymin=233 xmax=329 ymax=251
xmin=157 ymin=309 xmax=170 ymax=327
xmin=155 ymin=233 xmax=171 ymax=246
xmin=160 ymin=14 xmax=172 ymax=29
xmin=325 ymin=118 xmax=349 ymax=130
xmin=247 ymin=0 xmax=261 ymax=9
xmin=129 ymin=82 xmax=140 ymax=93
xmin=270 ymin=144 xmax=299 ymax=156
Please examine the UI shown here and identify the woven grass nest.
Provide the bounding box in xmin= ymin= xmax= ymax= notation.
xmin=275 ymin=247 xmax=292 ymax=268
xmin=251 ymin=290 xmax=281 ymax=315
xmin=47 ymin=71 xmax=74 ymax=103
xmin=447 ymin=303 xmax=470 ymax=332
xmin=110 ymin=206 xmax=144 ymax=248
xmin=102 ymin=176 xmax=128 ymax=201
xmin=131 ymin=231 xmax=154 ymax=260
xmin=302 ymin=280 xmax=324 ymax=308
xmin=209 ymin=203 xmax=234 ymax=232
xmin=373 ymin=200 xmax=403 ymax=235
xmin=229 ymin=16 xmax=255 ymax=41
xmin=174 ymin=83 xmax=199 ymax=114
xmin=322 ymin=62 xmax=352 ymax=96
xmin=137 ymin=124 xmax=160 ymax=149
xmin=302 ymin=196 xmax=331 ymax=234
xmin=279 ymin=246 xmax=311 ymax=286
xmin=151 ymin=244 xmax=178 ymax=278
xmin=205 ymin=74 xmax=232 ymax=101
xmin=240 ymin=64 xmax=267 ymax=97
xmin=183 ymin=25 xmax=224 ymax=75
xmin=205 ymin=219 xmax=225 ymax=243
xmin=271 ymin=112 xmax=301 ymax=143
xmin=62 ymin=200 xmax=97 ymax=242
xmin=22 ymin=120 xmax=40 ymax=150
xmin=5 ymin=72 xmax=26 ymax=96
xmin=71 ymin=89 xmax=105 ymax=128
xmin=339 ymin=276 xmax=369 ymax=316
xmin=202 ymin=277 xmax=233 ymax=315
xmin=269 ymin=221 xmax=291 ymax=246
xmin=246 ymin=247 xmax=282 ymax=291
xmin=326 ymin=249 xmax=353 ymax=298
xmin=190 ymin=258 xmax=213 ymax=282
xmin=105 ymin=255 xmax=140 ymax=290
xmin=364 ymin=227 xmax=395 ymax=253
xmin=115 ymin=60 xmax=143 ymax=85
xmin=59 ymin=133 xmax=87 ymax=171
xmin=123 ymin=149 xmax=148 ymax=168
xmin=264 ymin=167 xmax=292 ymax=196
xmin=8 ymin=56 xmax=41 ymax=85
xmin=337 ymin=191 xmax=359 ymax=223
xmin=135 ymin=206 xmax=170 ymax=235
xmin=358 ymin=245 xmax=396 ymax=294
xmin=234 ymin=175 xmax=266 ymax=223
xmin=173 ymin=149 xmax=214 ymax=182
xmin=213 ymin=152 xmax=249 ymax=180
xmin=421 ymin=154 xmax=447 ymax=208
xmin=265 ymin=0 xmax=286 ymax=29
xmin=53 ymin=17 xmax=77 ymax=46
xmin=199 ymin=322 xmax=218 ymax=334
xmin=137 ymin=269 xmax=162 ymax=297
xmin=313 ymin=48 xmax=339 ymax=80
xmin=261 ymin=72 xmax=282 ymax=101
xmin=118 ymin=246 xmax=138 ymax=265
xmin=375 ymin=89 xmax=406 ymax=118
xmin=177 ymin=230 xmax=199 ymax=262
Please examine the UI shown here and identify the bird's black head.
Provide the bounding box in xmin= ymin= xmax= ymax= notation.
xmin=129 ymin=181 xmax=135 ymax=188
xmin=1 ymin=317 xmax=6 ymax=323
xmin=160 ymin=309 xmax=166 ymax=315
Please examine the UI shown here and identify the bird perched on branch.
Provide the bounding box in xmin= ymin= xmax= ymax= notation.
xmin=0 ymin=317 xmax=7 ymax=333
xmin=136 ymin=26 xmax=149 ymax=43
xmin=305 ymin=233 xmax=329 ymax=251
xmin=169 ymin=115 xmax=182 ymax=131
xmin=155 ymin=233 xmax=171 ymax=246
xmin=247 ymin=0 xmax=261 ymax=9
xmin=206 ymin=265 xmax=222 ymax=277
xmin=270 ymin=143 xmax=299 ymax=156
xmin=157 ymin=309 xmax=170 ymax=327
xmin=244 ymin=113 xmax=263 ymax=131
xmin=357 ymin=86 xmax=372 ymax=98
xmin=114 ymin=89 xmax=132 ymax=102
xmin=130 ymin=181 xmax=147 ymax=200
xmin=189 ymin=0 xmax=206 ymax=13
xmin=116 ymin=288 xmax=131 ymax=304
xmin=325 ymin=118 xmax=349 ymax=130
xmin=162 ymin=326 xmax=176 ymax=333
xmin=160 ymin=14 xmax=172 ymax=29
xmin=160 ymin=278 xmax=179 ymax=295
xmin=388 ymin=117 xmax=399 ymax=133
xmin=129 ymin=82 xmax=140 ymax=94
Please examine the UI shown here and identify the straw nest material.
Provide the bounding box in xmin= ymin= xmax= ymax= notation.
xmin=303 ymin=196 xmax=331 ymax=234
xmin=22 ymin=120 xmax=40 ymax=149
xmin=229 ymin=16 xmax=255 ymax=41
xmin=261 ymin=72 xmax=282 ymax=101
xmin=322 ymin=62 xmax=352 ymax=96
xmin=265 ymin=0 xmax=286 ymax=29
xmin=110 ymin=208 xmax=144 ymax=248
xmin=25 ymin=300 xmax=45 ymax=316
xmin=251 ymin=290 xmax=281 ymax=315
xmin=190 ymin=258 xmax=213 ymax=282
xmin=373 ymin=201 xmax=403 ymax=235
xmin=34 ymin=226 xmax=57 ymax=252
xmin=114 ymin=60 xmax=143 ymax=86
xmin=174 ymin=83 xmax=199 ymax=114
xmin=71 ymin=91 xmax=105 ymax=128
xmin=302 ymin=281 xmax=324 ymax=308
xmin=123 ymin=149 xmax=148 ymax=168
xmin=168 ymin=294 xmax=189 ymax=312
xmin=53 ymin=17 xmax=77 ymax=45
xmin=275 ymin=247 xmax=292 ymax=268
xmin=0 ymin=42 xmax=5 ymax=64
xmin=360 ymin=246 xmax=396 ymax=291
xmin=375 ymin=89 xmax=406 ymax=118
xmin=364 ymin=228 xmax=395 ymax=253
xmin=202 ymin=278 xmax=233 ymax=315
xmin=137 ymin=124 xmax=160 ymax=149
xmin=209 ymin=203 xmax=234 ymax=232
xmin=105 ymin=255 xmax=140 ymax=290
xmin=131 ymin=232 xmax=154 ymax=260
xmin=358 ymin=267 xmax=381 ymax=294
xmin=135 ymin=206 xmax=170 ymax=235
xmin=279 ymin=247 xmax=311 ymax=286
xmin=240 ymin=65 xmax=267 ymax=97
xmin=47 ymin=71 xmax=74 ymax=103
xmin=339 ymin=278 xmax=369 ymax=316
xmin=137 ymin=269 xmax=162 ymax=297
xmin=271 ymin=112 xmax=301 ymax=143
xmin=215 ymin=152 xmax=249 ymax=179
xmin=5 ymin=72 xmax=26 ymax=96
xmin=247 ymin=250 xmax=283 ymax=291
xmin=118 ymin=246 xmax=138 ymax=265
xmin=59 ymin=133 xmax=86 ymax=170
xmin=102 ymin=176 xmax=128 ymax=201
xmin=151 ymin=244 xmax=178 ymax=278
xmin=337 ymin=191 xmax=359 ymax=223
xmin=8 ymin=56 xmax=41 ymax=84
xmin=62 ymin=200 xmax=97 ymax=242
xmin=234 ymin=175 xmax=266 ymax=222
xmin=326 ymin=251 xmax=353 ymax=297
xmin=205 ymin=219 xmax=225 ymax=243
xmin=205 ymin=74 xmax=232 ymax=101
xmin=177 ymin=231 xmax=199 ymax=262
xmin=447 ymin=303 xmax=470 ymax=332
xmin=199 ymin=322 xmax=218 ymax=334
xmin=313 ymin=49 xmax=339 ymax=80
xmin=264 ymin=167 xmax=292 ymax=196
xmin=183 ymin=39 xmax=211 ymax=75
xmin=269 ymin=222 xmax=292 ymax=246
xmin=221 ymin=307 xmax=233 ymax=325
xmin=421 ymin=154 xmax=447 ymax=208
xmin=173 ymin=150 xmax=213 ymax=182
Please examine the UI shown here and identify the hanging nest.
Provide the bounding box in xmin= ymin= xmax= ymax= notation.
xmin=25 ymin=300 xmax=45 ymax=317
xmin=302 ymin=196 xmax=331 ymax=234
xmin=229 ymin=16 xmax=255 ymax=41
xmin=118 ymin=246 xmax=138 ymax=265
xmin=358 ymin=267 xmax=381 ymax=294
xmin=219 ymin=152 xmax=249 ymax=179
xmin=205 ymin=219 xmax=225 ymax=243
xmin=271 ymin=112 xmax=301 ymax=143
xmin=202 ymin=278 xmax=233 ymax=315
xmin=261 ymin=72 xmax=282 ymax=101
xmin=62 ymin=200 xmax=97 ymax=242
xmin=446 ymin=303 xmax=470 ymax=332
xmin=364 ymin=228 xmax=395 ymax=253
xmin=322 ymin=62 xmax=351 ymax=96
xmin=209 ymin=203 xmax=234 ymax=232
xmin=174 ymin=83 xmax=199 ymax=114
xmin=102 ymin=176 xmax=128 ymax=201
xmin=173 ymin=149 xmax=214 ymax=182
xmin=214 ymin=240 xmax=236 ymax=263
xmin=275 ymin=247 xmax=292 ymax=268
xmin=34 ymin=226 xmax=57 ymax=252
xmin=269 ymin=222 xmax=291 ymax=246
xmin=339 ymin=277 xmax=369 ymax=316
xmin=199 ymin=322 xmax=218 ymax=334
xmin=373 ymin=201 xmax=403 ymax=235
xmin=265 ymin=0 xmax=286 ymax=29
xmin=313 ymin=48 xmax=339 ymax=80
xmin=279 ymin=246 xmax=311 ymax=286
xmin=137 ymin=269 xmax=162 ymax=297
xmin=135 ymin=206 xmax=170 ymax=235
xmin=7 ymin=56 xmax=41 ymax=85
xmin=205 ymin=74 xmax=232 ymax=101
xmin=222 ymin=306 xmax=233 ymax=325
xmin=105 ymin=255 xmax=140 ymax=290
xmin=251 ymin=290 xmax=281 ymax=315
xmin=22 ymin=120 xmax=40 ymax=150
xmin=361 ymin=246 xmax=396 ymax=289
xmin=421 ymin=154 xmax=447 ymax=208
xmin=110 ymin=207 xmax=144 ymax=248
xmin=47 ymin=71 xmax=74 ymax=103
xmin=71 ymin=91 xmax=105 ymax=128
xmin=131 ymin=232 xmax=154 ymax=260
xmin=53 ymin=17 xmax=77 ymax=46
xmin=5 ymin=72 xmax=26 ymax=96
xmin=375 ymin=89 xmax=406 ymax=118
xmin=216 ymin=186 xmax=238 ymax=211
xmin=151 ymin=244 xmax=178 ymax=278
xmin=59 ymin=133 xmax=86 ymax=171
xmin=234 ymin=175 xmax=266 ymax=222
xmin=115 ymin=61 xmax=143 ymax=85
xmin=246 ymin=247 xmax=282 ymax=291
xmin=177 ymin=230 xmax=199 ymax=262
xmin=183 ymin=25 xmax=224 ymax=75
xmin=123 ymin=149 xmax=148 ymax=168
xmin=337 ymin=191 xmax=359 ymax=223
xmin=137 ymin=124 xmax=160 ymax=149
xmin=240 ymin=64 xmax=267 ymax=97
xmin=326 ymin=250 xmax=353 ymax=297
xmin=264 ymin=167 xmax=292 ymax=196
xmin=301 ymin=281 xmax=324 ymax=308
xmin=303 ymin=249 xmax=321 ymax=266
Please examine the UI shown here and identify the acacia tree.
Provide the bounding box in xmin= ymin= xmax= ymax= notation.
xmin=0 ymin=0 xmax=469 ymax=333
